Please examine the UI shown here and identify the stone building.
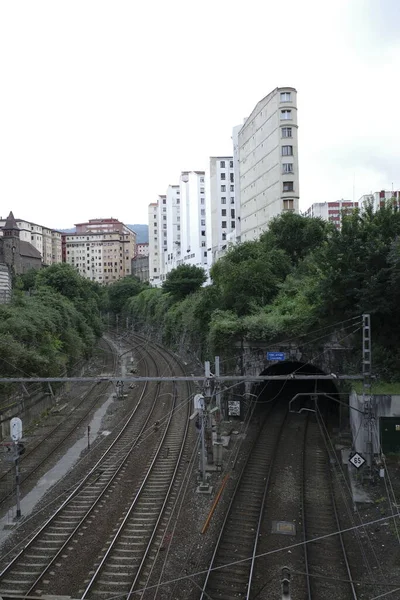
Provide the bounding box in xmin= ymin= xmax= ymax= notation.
xmin=0 ymin=212 xmax=42 ymax=277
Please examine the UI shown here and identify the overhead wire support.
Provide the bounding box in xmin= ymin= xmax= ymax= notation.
xmin=362 ymin=313 xmax=375 ymax=474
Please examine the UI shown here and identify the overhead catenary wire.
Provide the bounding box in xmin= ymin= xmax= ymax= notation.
xmin=94 ymin=512 xmax=400 ymax=600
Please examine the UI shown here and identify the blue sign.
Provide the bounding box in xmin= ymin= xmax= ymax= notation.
xmin=267 ymin=352 xmax=286 ymax=361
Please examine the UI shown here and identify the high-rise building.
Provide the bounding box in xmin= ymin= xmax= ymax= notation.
xmin=164 ymin=185 xmax=181 ymax=275
xmin=0 ymin=216 xmax=62 ymax=265
xmin=148 ymin=202 xmax=160 ymax=284
xmin=359 ymin=190 xmax=400 ymax=212
xmin=206 ymin=157 xmax=236 ymax=266
xmin=237 ymin=87 xmax=299 ymax=242
xmin=304 ymin=200 xmax=358 ymax=229
xmin=63 ymin=218 xmax=136 ymax=284
xmin=178 ymin=171 xmax=208 ymax=270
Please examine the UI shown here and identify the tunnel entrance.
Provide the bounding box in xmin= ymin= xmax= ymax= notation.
xmin=252 ymin=361 xmax=341 ymax=421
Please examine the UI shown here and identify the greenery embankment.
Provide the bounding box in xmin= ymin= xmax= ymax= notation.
xmin=118 ymin=205 xmax=400 ymax=381
xmin=0 ymin=264 xmax=104 ymax=382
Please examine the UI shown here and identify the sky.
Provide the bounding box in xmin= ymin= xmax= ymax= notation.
xmin=0 ymin=0 xmax=399 ymax=229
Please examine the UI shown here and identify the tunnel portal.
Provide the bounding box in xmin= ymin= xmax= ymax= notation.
xmin=252 ymin=360 xmax=340 ymax=419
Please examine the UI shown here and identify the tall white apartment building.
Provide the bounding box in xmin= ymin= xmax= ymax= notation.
xmin=0 ymin=216 xmax=62 ymax=265
xmin=359 ymin=190 xmax=400 ymax=212
xmin=304 ymin=200 xmax=358 ymax=229
xmin=206 ymin=157 xmax=236 ymax=266
xmin=63 ymin=218 xmax=136 ymax=284
xmin=237 ymin=87 xmax=299 ymax=242
xmin=164 ymin=185 xmax=181 ymax=275
xmin=178 ymin=171 xmax=208 ymax=270
xmin=148 ymin=202 xmax=161 ymax=284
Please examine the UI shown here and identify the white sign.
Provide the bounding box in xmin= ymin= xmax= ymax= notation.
xmin=10 ymin=417 xmax=23 ymax=441
xmin=228 ymin=400 xmax=241 ymax=417
xmin=349 ymin=452 xmax=366 ymax=469
xmin=194 ymin=394 xmax=205 ymax=411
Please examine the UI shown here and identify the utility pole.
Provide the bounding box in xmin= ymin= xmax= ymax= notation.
xmin=204 ymin=361 xmax=214 ymax=465
xmin=362 ymin=313 xmax=374 ymax=475
xmin=214 ymin=356 xmax=223 ymax=469
xmin=10 ymin=417 xmax=23 ymax=520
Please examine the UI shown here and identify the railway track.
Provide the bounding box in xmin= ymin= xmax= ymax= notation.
xmin=79 ymin=333 xmax=192 ymax=599
xmin=200 ymin=404 xmax=358 ymax=600
xmin=302 ymin=415 xmax=357 ymax=600
xmin=0 ymin=334 xmax=192 ymax=599
xmin=0 ymin=338 xmax=118 ymax=511
xmin=199 ymin=403 xmax=287 ymax=600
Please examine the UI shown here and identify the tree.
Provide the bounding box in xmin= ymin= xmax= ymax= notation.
xmin=261 ymin=211 xmax=331 ymax=265
xmin=210 ymin=242 xmax=291 ymax=315
xmin=107 ymin=276 xmax=146 ymax=314
xmin=162 ymin=265 xmax=206 ymax=301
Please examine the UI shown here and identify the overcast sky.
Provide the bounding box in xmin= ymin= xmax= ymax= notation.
xmin=1 ymin=0 xmax=399 ymax=229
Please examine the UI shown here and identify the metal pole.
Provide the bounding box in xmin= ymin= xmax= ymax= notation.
xmin=215 ymin=356 xmax=222 ymax=468
xmin=13 ymin=441 xmax=21 ymax=520
xmin=204 ymin=361 xmax=214 ymax=464
xmin=200 ymin=406 xmax=206 ymax=487
xmin=362 ymin=314 xmax=374 ymax=473
xmin=87 ymin=425 xmax=91 ymax=450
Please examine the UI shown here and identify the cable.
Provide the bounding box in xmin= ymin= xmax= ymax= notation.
xmin=94 ymin=513 xmax=400 ymax=600
xmin=314 ymin=403 xmax=385 ymax=586
xmin=370 ymin=589 xmax=400 ymax=599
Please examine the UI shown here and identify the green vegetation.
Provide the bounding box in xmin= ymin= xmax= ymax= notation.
xmin=121 ymin=205 xmax=400 ymax=378
xmin=0 ymin=264 xmax=105 ymax=382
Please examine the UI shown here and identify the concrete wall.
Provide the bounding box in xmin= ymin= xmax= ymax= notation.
xmin=350 ymin=392 xmax=400 ymax=454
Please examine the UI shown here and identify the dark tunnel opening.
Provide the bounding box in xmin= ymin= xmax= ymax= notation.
xmin=252 ymin=361 xmax=341 ymax=423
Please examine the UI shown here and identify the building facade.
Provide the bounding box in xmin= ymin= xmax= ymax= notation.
xmin=0 ymin=212 xmax=42 ymax=276
xmin=304 ymin=200 xmax=358 ymax=229
xmin=63 ymin=218 xmax=136 ymax=284
xmin=0 ymin=216 xmax=62 ymax=265
xmin=131 ymin=255 xmax=149 ymax=282
xmin=178 ymin=171 xmax=208 ymax=270
xmin=206 ymin=157 xmax=236 ymax=266
xmin=237 ymin=87 xmax=299 ymax=242
xmin=359 ymin=190 xmax=400 ymax=212
xmin=148 ymin=202 xmax=160 ymax=284
xmin=136 ymin=242 xmax=149 ymax=257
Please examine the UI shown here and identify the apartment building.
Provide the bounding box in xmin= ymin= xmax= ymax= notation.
xmin=63 ymin=218 xmax=136 ymax=284
xmin=206 ymin=157 xmax=236 ymax=266
xmin=178 ymin=171 xmax=208 ymax=270
xmin=237 ymin=87 xmax=299 ymax=242
xmin=359 ymin=190 xmax=400 ymax=212
xmin=304 ymin=200 xmax=358 ymax=229
xmin=148 ymin=202 xmax=161 ymax=284
xmin=136 ymin=242 xmax=149 ymax=257
xmin=0 ymin=216 xmax=62 ymax=265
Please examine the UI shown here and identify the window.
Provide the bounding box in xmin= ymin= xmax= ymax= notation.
xmin=283 ymin=181 xmax=294 ymax=192
xmin=231 ymin=221 xmax=235 ymax=228
xmin=221 ymin=197 xmax=226 ymax=204
xmin=200 ymin=177 xmax=204 ymax=183
xmin=231 ymin=209 xmax=235 ymax=218
xmin=282 ymin=145 xmax=293 ymax=156
xmin=220 ymin=173 xmax=226 ymax=180
xmin=281 ymin=110 xmax=292 ymax=120
xmin=201 ymin=241 xmax=206 ymax=247
xmin=201 ymin=219 xmax=206 ymax=226
xmin=220 ymin=160 xmax=225 ymax=168
xmin=283 ymin=199 xmax=294 ymax=211
xmin=154 ymin=268 xmax=157 ymax=272
xmin=230 ymin=197 xmax=235 ymax=204
xmin=154 ymin=215 xmax=157 ymax=219
xmin=200 ymin=187 xmax=205 ymax=193
xmin=282 ymin=127 xmax=292 ymax=138
xmin=201 ymin=230 xmax=206 ymax=236
xmin=163 ymin=215 xmax=166 ymax=220
xmin=177 ymin=225 xmax=181 ymax=231
xmin=230 ymin=160 xmax=233 ymax=168
xmin=204 ymin=251 xmax=207 ymax=257
xmin=177 ymin=199 xmax=180 ymax=204
xmin=201 ymin=198 xmax=205 ymax=204
xmin=222 ymin=232 xmax=226 ymax=240
xmin=221 ymin=221 xmax=227 ymax=228
xmin=230 ymin=173 xmax=234 ymax=182
xmin=221 ymin=185 xmax=226 ymax=192
xmin=162 ymin=198 xmax=166 ymax=204
xmin=221 ymin=209 xmax=226 ymax=216
xmin=201 ymin=209 xmax=205 ymax=216
xmin=230 ymin=185 xmax=234 ymax=192
xmin=280 ymin=92 xmax=291 ymax=102
xmin=282 ymin=163 xmax=293 ymax=173
xmin=163 ymin=224 xmax=167 ymax=229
